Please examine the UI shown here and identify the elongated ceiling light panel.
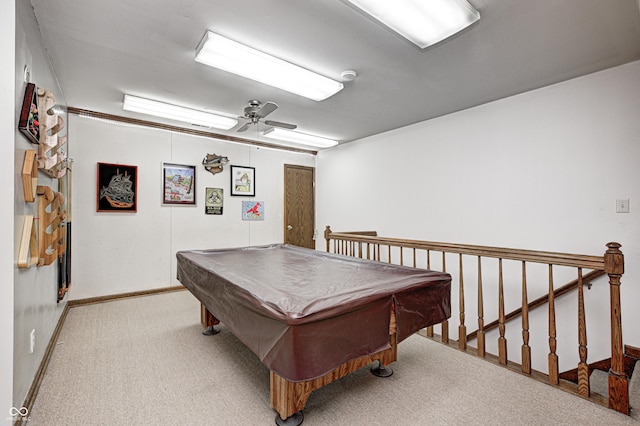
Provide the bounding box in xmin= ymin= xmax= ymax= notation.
xmin=195 ymin=31 xmax=344 ymax=101
xmin=348 ymin=0 xmax=480 ymax=49
xmin=122 ymin=94 xmax=237 ymax=130
xmin=263 ymin=127 xmax=338 ymax=149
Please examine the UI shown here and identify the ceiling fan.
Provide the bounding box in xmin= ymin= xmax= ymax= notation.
xmin=236 ymin=100 xmax=297 ymax=133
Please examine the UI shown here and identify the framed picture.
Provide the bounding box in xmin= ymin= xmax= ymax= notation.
xmin=18 ymin=83 xmax=40 ymax=144
xmin=205 ymin=187 xmax=223 ymax=215
xmin=163 ymin=163 xmax=196 ymax=205
xmin=97 ymin=162 xmax=138 ymax=212
xmin=242 ymin=201 xmax=264 ymax=220
xmin=230 ymin=165 xmax=255 ymax=196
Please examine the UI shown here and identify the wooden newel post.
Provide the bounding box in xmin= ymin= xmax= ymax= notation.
xmin=324 ymin=226 xmax=332 ymax=253
xmin=604 ymin=242 xmax=628 ymax=415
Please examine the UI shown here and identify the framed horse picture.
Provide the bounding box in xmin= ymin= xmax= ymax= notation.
xmin=230 ymin=165 xmax=255 ymax=196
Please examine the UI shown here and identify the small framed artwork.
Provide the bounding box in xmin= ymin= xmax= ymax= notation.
xmin=242 ymin=201 xmax=264 ymax=220
xmin=205 ymin=187 xmax=223 ymax=215
xmin=230 ymin=165 xmax=255 ymax=196
xmin=163 ymin=163 xmax=196 ymax=205
xmin=97 ymin=162 xmax=138 ymax=212
xmin=18 ymin=83 xmax=40 ymax=144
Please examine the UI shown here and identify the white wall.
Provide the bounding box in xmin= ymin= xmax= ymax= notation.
xmin=1 ymin=0 xmax=15 ymax=417
xmin=69 ymin=116 xmax=315 ymax=299
xmin=12 ymin=0 xmax=69 ymax=409
xmin=317 ymin=61 xmax=640 ymax=372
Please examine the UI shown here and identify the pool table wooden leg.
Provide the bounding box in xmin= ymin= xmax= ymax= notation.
xmin=200 ymin=303 xmax=220 ymax=335
xmin=270 ymin=333 xmax=398 ymax=422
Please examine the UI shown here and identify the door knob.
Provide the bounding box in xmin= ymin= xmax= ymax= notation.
xmin=287 ymin=225 xmax=293 ymax=230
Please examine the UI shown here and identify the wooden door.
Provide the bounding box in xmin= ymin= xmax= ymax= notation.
xmin=284 ymin=165 xmax=315 ymax=248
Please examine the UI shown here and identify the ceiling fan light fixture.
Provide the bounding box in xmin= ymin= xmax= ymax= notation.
xmin=122 ymin=94 xmax=237 ymax=130
xmin=263 ymin=127 xmax=338 ymax=149
xmin=195 ymin=31 xmax=344 ymax=101
xmin=347 ymin=0 xmax=480 ymax=49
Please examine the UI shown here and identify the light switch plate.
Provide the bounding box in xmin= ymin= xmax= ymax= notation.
xmin=616 ymin=198 xmax=630 ymax=213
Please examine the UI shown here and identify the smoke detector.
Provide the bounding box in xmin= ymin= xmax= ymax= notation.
xmin=341 ymin=70 xmax=357 ymax=82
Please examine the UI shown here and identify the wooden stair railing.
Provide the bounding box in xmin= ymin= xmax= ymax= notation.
xmin=324 ymin=226 xmax=629 ymax=415
xmin=466 ymin=269 xmax=606 ymax=341
xmin=560 ymin=345 xmax=640 ymax=385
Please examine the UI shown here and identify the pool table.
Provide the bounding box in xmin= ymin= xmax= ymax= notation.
xmin=176 ymin=244 xmax=451 ymax=424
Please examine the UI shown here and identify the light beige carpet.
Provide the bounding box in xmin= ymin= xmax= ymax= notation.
xmin=29 ymin=290 xmax=638 ymax=425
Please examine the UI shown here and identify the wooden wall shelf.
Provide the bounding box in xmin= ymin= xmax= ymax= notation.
xmin=18 ymin=215 xmax=38 ymax=268
xmin=22 ymin=149 xmax=38 ymax=202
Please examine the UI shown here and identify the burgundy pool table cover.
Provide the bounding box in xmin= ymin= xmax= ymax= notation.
xmin=176 ymin=244 xmax=451 ymax=382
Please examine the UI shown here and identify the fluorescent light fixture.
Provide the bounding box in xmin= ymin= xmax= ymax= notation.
xmin=263 ymin=127 xmax=338 ymax=149
xmin=195 ymin=31 xmax=344 ymax=101
xmin=122 ymin=94 xmax=237 ymax=130
xmin=347 ymin=0 xmax=480 ymax=49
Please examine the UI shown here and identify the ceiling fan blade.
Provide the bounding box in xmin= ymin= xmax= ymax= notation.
xmin=236 ymin=122 xmax=252 ymax=132
xmin=256 ymin=101 xmax=278 ymax=118
xmin=264 ymin=120 xmax=297 ymax=130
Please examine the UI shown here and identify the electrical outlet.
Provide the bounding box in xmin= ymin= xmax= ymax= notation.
xmin=616 ymin=198 xmax=630 ymax=213
xmin=30 ymin=329 xmax=36 ymax=354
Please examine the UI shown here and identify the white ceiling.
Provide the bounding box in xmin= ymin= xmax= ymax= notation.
xmin=31 ymin=0 xmax=640 ymax=147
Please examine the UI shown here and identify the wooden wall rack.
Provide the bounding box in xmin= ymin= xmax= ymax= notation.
xmin=37 ymin=185 xmax=66 ymax=266
xmin=37 ymin=88 xmax=67 ymax=178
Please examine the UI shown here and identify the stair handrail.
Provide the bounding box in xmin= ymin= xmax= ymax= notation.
xmin=324 ymin=226 xmax=628 ymax=415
